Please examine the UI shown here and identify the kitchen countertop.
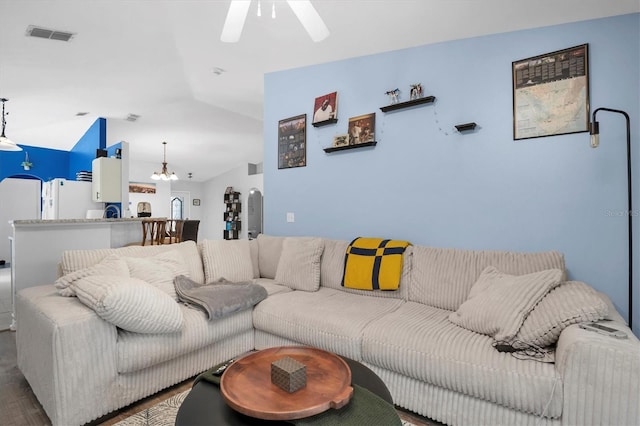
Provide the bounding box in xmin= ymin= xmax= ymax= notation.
xmin=10 ymin=218 xmax=154 ymax=225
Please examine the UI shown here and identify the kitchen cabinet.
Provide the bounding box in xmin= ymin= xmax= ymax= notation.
xmin=92 ymin=158 xmax=122 ymax=202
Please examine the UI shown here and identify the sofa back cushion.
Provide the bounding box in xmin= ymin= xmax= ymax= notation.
xmin=257 ymin=234 xmax=284 ymax=278
xmin=60 ymin=241 xmax=205 ymax=284
xmin=199 ymin=239 xmax=254 ymax=283
xmin=410 ymin=246 xmax=565 ymax=310
xmin=275 ymin=237 xmax=324 ymax=291
xmin=320 ymin=238 xmax=411 ymax=300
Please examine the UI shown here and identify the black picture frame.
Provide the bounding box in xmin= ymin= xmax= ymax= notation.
xmin=278 ymin=114 xmax=307 ymax=169
xmin=512 ymin=44 xmax=589 ymax=140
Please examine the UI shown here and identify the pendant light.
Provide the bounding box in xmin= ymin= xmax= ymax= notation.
xmin=0 ymin=98 xmax=23 ymax=151
xmin=150 ymin=141 xmax=178 ymax=181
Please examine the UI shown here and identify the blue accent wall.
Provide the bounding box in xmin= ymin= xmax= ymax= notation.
xmin=67 ymin=117 xmax=107 ymax=180
xmin=264 ymin=14 xmax=640 ymax=330
xmin=0 ymin=117 xmax=106 ymax=182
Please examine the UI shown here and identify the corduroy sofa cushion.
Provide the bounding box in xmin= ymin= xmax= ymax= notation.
xmin=409 ymin=246 xmax=565 ymax=311
xmin=199 ymin=239 xmax=254 ymax=283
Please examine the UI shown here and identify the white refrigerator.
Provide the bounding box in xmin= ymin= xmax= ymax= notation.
xmin=42 ymin=178 xmax=103 ymax=219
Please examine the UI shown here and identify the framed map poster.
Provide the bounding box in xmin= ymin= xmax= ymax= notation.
xmin=512 ymin=44 xmax=589 ymax=140
xmin=278 ymin=114 xmax=306 ymax=169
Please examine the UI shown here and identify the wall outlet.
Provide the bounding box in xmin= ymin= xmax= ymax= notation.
xmin=286 ymin=212 xmax=295 ymax=223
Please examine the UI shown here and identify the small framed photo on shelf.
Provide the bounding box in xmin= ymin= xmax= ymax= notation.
xmin=278 ymin=114 xmax=307 ymax=169
xmin=332 ymin=134 xmax=349 ymax=148
xmin=193 ymin=199 xmax=201 ymax=206
xmin=312 ymin=92 xmax=337 ymax=124
xmin=348 ymin=113 xmax=375 ymax=145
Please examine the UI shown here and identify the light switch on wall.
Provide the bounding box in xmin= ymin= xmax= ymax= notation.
xmin=286 ymin=212 xmax=295 ymax=223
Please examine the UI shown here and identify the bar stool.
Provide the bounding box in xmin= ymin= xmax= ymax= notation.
xmin=164 ymin=219 xmax=185 ymax=244
xmin=141 ymin=219 xmax=167 ymax=246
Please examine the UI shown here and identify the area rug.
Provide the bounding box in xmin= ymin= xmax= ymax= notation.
xmin=113 ymin=389 xmax=418 ymax=426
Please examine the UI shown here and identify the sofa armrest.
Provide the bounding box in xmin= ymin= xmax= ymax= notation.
xmin=16 ymin=285 xmax=119 ymax=426
xmin=556 ymin=322 xmax=640 ymax=426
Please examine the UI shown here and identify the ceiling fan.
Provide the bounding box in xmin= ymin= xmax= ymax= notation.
xmin=221 ymin=0 xmax=330 ymax=43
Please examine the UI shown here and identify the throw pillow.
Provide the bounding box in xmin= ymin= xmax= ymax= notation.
xmin=72 ymin=275 xmax=183 ymax=334
xmin=257 ymin=234 xmax=284 ymax=279
xmin=123 ymin=250 xmax=190 ymax=301
xmin=516 ymin=280 xmax=609 ymax=347
xmin=275 ymin=237 xmax=324 ymax=291
xmin=200 ymin=239 xmax=254 ymax=283
xmin=54 ymin=254 xmax=129 ymax=297
xmin=448 ymin=266 xmax=563 ymax=341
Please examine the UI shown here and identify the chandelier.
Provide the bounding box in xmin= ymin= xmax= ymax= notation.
xmin=0 ymin=98 xmax=23 ymax=151
xmin=150 ymin=141 xmax=178 ymax=181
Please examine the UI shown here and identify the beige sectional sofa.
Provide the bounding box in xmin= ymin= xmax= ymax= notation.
xmin=15 ymin=235 xmax=640 ymax=426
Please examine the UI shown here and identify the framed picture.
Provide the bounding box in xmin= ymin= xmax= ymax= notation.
xmin=278 ymin=114 xmax=307 ymax=169
xmin=348 ymin=113 xmax=376 ymax=145
xmin=512 ymin=44 xmax=589 ymax=140
xmin=313 ymin=91 xmax=338 ymax=124
xmin=129 ymin=182 xmax=156 ymax=194
xmin=193 ymin=199 xmax=200 ymax=206
xmin=332 ymin=134 xmax=349 ymax=148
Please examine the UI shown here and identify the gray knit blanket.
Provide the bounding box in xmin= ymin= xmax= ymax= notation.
xmin=174 ymin=275 xmax=267 ymax=320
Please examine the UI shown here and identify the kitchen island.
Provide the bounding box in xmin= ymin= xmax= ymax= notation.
xmin=8 ymin=218 xmax=147 ymax=330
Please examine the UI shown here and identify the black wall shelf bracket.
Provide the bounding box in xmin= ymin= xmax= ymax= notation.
xmin=380 ymin=96 xmax=435 ymax=112
xmin=323 ymin=141 xmax=377 ymax=153
xmin=311 ymin=118 xmax=338 ymax=128
xmin=454 ymin=122 xmax=477 ymax=132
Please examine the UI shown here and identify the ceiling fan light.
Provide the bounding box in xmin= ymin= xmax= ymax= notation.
xmin=286 ymin=0 xmax=330 ymax=42
xmin=221 ymin=0 xmax=251 ymax=42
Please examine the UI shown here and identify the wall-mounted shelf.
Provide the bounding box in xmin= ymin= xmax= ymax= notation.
xmin=323 ymin=141 xmax=377 ymax=153
xmin=380 ymin=96 xmax=435 ymax=113
xmin=455 ymin=122 xmax=477 ymax=132
xmin=311 ymin=118 xmax=338 ymax=128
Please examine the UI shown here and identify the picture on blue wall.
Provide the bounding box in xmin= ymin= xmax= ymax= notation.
xmin=278 ymin=114 xmax=306 ymax=169
xmin=348 ymin=113 xmax=375 ymax=145
xmin=512 ymin=44 xmax=590 ymax=140
xmin=313 ymin=92 xmax=337 ymax=124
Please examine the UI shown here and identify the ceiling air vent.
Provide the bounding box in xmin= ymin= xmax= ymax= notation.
xmin=26 ymin=25 xmax=75 ymax=42
xmin=125 ymin=114 xmax=140 ymax=122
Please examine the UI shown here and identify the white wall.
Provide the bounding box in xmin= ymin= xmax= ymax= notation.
xmin=201 ymin=164 xmax=263 ymax=241
xmin=128 ymin=159 xmax=172 ymax=218
xmin=0 ymin=178 xmax=40 ymax=262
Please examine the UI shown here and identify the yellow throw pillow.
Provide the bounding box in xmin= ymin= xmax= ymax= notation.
xmin=342 ymin=237 xmax=411 ymax=290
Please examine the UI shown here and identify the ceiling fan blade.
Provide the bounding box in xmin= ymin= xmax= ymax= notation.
xmin=221 ymin=0 xmax=252 ymax=43
xmin=286 ymin=0 xmax=330 ymax=42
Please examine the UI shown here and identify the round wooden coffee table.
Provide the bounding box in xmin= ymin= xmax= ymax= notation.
xmin=221 ymin=346 xmax=353 ymax=420
xmin=175 ymin=350 xmax=395 ymax=426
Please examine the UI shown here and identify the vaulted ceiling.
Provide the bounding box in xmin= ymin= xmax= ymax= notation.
xmin=1 ymin=1 xmax=638 ymax=181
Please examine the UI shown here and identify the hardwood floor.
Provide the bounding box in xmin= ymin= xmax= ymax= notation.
xmin=0 ymin=331 xmax=438 ymax=426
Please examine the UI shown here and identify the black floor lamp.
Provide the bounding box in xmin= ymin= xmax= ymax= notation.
xmin=590 ymin=107 xmax=633 ymax=330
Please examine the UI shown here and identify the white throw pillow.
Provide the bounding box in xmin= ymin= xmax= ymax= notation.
xmin=124 ymin=250 xmax=189 ymax=300
xmin=200 ymin=239 xmax=254 ymax=283
xmin=275 ymin=237 xmax=324 ymax=291
xmin=71 ymin=275 xmax=183 ymax=334
xmin=448 ymin=266 xmax=563 ymax=341
xmin=516 ymin=280 xmax=608 ymax=347
xmin=55 ymin=254 xmax=129 ymax=297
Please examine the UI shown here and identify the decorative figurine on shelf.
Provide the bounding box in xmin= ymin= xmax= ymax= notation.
xmin=410 ymin=83 xmax=423 ymax=100
xmin=385 ymin=88 xmax=400 ymax=104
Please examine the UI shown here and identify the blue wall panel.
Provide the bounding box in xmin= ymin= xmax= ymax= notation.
xmin=0 ymin=117 xmax=107 ymax=182
xmin=264 ymin=14 xmax=640 ymax=330
xmin=67 ymin=117 xmax=106 ymax=180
